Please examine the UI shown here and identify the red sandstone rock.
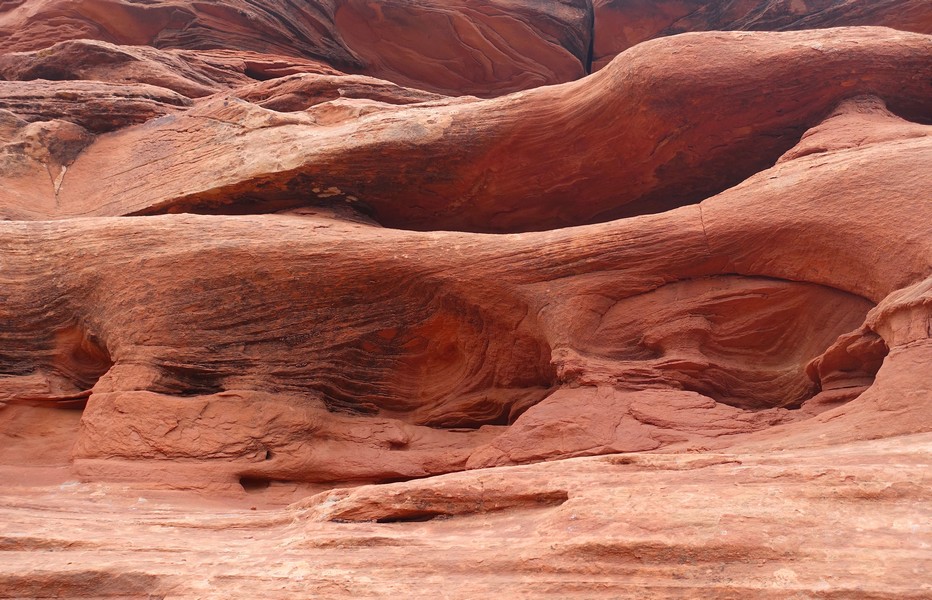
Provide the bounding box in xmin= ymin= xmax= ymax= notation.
xmin=592 ymin=0 xmax=932 ymax=70
xmin=0 ymin=0 xmax=591 ymax=96
xmin=0 ymin=79 xmax=191 ymax=132
xmin=0 ymin=39 xmax=343 ymax=97
xmin=1 ymin=436 xmax=930 ymax=597
xmin=1 ymin=27 xmax=928 ymax=231
xmin=0 ymin=89 xmax=928 ymax=490
xmin=0 ymin=3 xmax=931 ymax=598
xmin=0 ymin=0 xmax=361 ymax=65
xmin=231 ymin=73 xmax=446 ymax=112
xmin=331 ymin=0 xmax=590 ymax=95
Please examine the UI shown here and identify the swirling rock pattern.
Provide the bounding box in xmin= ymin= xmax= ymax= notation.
xmin=0 ymin=0 xmax=591 ymax=96
xmin=1 ymin=28 xmax=929 ymax=231
xmin=0 ymin=1 xmax=931 ymax=598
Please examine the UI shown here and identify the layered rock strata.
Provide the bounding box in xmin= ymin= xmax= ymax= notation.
xmin=0 ymin=2 xmax=930 ymax=598
xmin=1 ymin=86 xmax=929 ymax=490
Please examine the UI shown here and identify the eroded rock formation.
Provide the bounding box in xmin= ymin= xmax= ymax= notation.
xmin=0 ymin=0 xmax=592 ymax=95
xmin=1 ymin=0 xmax=930 ymax=597
xmin=591 ymin=0 xmax=932 ymax=70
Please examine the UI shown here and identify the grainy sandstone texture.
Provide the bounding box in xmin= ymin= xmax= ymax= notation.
xmin=591 ymin=0 xmax=932 ymax=70
xmin=0 ymin=0 xmax=930 ymax=598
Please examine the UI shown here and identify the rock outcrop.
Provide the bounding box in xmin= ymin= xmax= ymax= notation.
xmin=0 ymin=0 xmax=591 ymax=96
xmin=1 ymin=28 xmax=929 ymax=231
xmin=1 ymin=1 xmax=930 ymax=598
xmin=592 ymin=0 xmax=932 ymax=70
xmin=4 ymin=85 xmax=928 ymax=491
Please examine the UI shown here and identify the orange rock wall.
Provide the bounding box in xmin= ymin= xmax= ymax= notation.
xmin=1 ymin=1 xmax=931 ymax=597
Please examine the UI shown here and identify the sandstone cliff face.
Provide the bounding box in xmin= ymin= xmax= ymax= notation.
xmin=1 ymin=0 xmax=931 ymax=598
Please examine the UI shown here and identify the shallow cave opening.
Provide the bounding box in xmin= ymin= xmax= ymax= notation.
xmin=800 ymin=328 xmax=890 ymax=413
xmin=154 ymin=364 xmax=226 ymax=397
xmin=41 ymin=324 xmax=114 ymax=408
xmin=0 ymin=324 xmax=113 ymax=466
xmin=375 ymin=511 xmax=446 ymax=524
xmin=239 ymin=476 xmax=272 ymax=493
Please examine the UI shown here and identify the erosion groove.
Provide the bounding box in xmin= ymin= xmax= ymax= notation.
xmin=1 ymin=1 xmax=931 ymax=598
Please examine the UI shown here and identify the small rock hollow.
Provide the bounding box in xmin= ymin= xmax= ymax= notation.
xmin=239 ymin=476 xmax=272 ymax=493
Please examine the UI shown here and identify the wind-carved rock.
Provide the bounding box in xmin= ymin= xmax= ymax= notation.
xmin=591 ymin=0 xmax=932 ymax=70
xmin=0 ymin=2 xmax=930 ymax=597
xmin=2 ymin=80 xmax=929 ymax=488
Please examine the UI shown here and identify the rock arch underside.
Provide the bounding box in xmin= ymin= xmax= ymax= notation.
xmin=0 ymin=1 xmax=931 ymax=598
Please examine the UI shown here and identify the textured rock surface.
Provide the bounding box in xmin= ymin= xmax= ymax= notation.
xmin=0 ymin=0 xmax=591 ymax=96
xmin=0 ymin=79 xmax=191 ymax=132
xmin=1 ymin=0 xmax=931 ymax=597
xmin=0 ymin=39 xmax=343 ymax=97
xmin=4 ymin=88 xmax=928 ymax=488
xmin=592 ymin=0 xmax=932 ymax=70
xmin=1 ymin=27 xmax=929 ymax=230
xmin=1 ymin=436 xmax=930 ymax=598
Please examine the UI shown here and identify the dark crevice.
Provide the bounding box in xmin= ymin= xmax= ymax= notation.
xmin=130 ymin=121 xmax=814 ymax=235
xmin=584 ymin=0 xmax=595 ymax=74
xmin=376 ymin=511 xmax=445 ymax=524
xmin=239 ymin=476 xmax=272 ymax=492
xmin=588 ymin=126 xmax=810 ymax=226
xmin=1 ymin=324 xmax=116 ymax=410
xmin=352 ymin=490 xmax=571 ymax=523
xmin=135 ymin=190 xmax=380 ymax=225
xmin=154 ymin=365 xmax=225 ymax=397
xmin=124 ymin=91 xmax=931 ymax=234
xmin=242 ymin=64 xmax=278 ymax=82
xmin=1 ymin=389 xmax=92 ymax=410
